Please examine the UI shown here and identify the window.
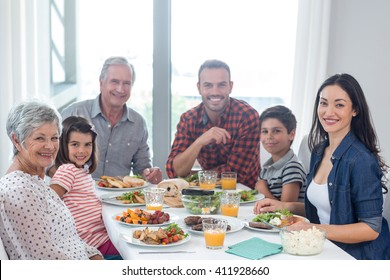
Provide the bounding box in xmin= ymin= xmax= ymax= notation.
xmin=171 ymin=0 xmax=299 ymax=140
xmin=74 ymin=0 xmax=298 ymax=173
xmin=50 ymin=0 xmax=77 ymax=95
xmin=77 ymin=0 xmax=153 ymax=137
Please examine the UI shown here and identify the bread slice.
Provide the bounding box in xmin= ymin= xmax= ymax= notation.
xmin=157 ymin=178 xmax=189 ymax=197
xmin=123 ymin=176 xmax=146 ymax=187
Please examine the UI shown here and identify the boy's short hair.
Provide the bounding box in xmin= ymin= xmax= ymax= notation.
xmin=259 ymin=105 xmax=297 ymax=133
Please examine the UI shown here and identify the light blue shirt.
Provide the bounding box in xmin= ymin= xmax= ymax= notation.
xmin=61 ymin=94 xmax=152 ymax=178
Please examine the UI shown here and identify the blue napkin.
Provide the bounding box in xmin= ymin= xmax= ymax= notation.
xmin=225 ymin=237 xmax=282 ymax=260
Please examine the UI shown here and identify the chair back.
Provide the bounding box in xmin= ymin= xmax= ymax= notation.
xmin=297 ymin=134 xmax=310 ymax=173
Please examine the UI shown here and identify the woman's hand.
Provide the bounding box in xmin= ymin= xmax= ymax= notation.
xmin=90 ymin=254 xmax=104 ymax=260
xmin=253 ymin=198 xmax=286 ymax=214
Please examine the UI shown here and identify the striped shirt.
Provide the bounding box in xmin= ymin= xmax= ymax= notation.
xmin=166 ymin=97 xmax=260 ymax=188
xmin=51 ymin=164 xmax=109 ymax=248
xmin=260 ymin=149 xmax=307 ymax=201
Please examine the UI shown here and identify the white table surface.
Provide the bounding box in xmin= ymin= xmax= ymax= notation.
xmin=96 ymin=186 xmax=355 ymax=260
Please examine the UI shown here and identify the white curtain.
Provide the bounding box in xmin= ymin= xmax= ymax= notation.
xmin=290 ymin=0 xmax=332 ymax=150
xmin=0 ymin=0 xmax=50 ymax=175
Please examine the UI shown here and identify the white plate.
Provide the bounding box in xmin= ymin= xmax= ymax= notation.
xmin=113 ymin=211 xmax=179 ymax=227
xmin=120 ymin=228 xmax=191 ymax=247
xmin=239 ymin=192 xmax=265 ymax=204
xmin=182 ymin=215 xmax=245 ymax=234
xmin=100 ymin=193 xmax=145 ymax=207
xmin=243 ymin=221 xmax=279 ymax=233
xmin=242 ymin=214 xmax=308 ymax=233
xmin=95 ymin=181 xmax=150 ymax=191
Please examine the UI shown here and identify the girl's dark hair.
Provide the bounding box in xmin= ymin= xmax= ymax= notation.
xmin=55 ymin=116 xmax=98 ymax=174
xmin=308 ymin=73 xmax=388 ymax=192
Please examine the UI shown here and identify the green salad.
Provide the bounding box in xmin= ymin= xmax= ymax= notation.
xmin=239 ymin=190 xmax=258 ymax=202
xmin=252 ymin=209 xmax=293 ymax=223
xmin=182 ymin=193 xmax=220 ymax=214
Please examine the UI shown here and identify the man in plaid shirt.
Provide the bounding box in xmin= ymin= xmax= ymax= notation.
xmin=166 ymin=59 xmax=260 ymax=188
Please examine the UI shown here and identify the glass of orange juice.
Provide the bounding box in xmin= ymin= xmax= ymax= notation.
xmin=198 ymin=170 xmax=217 ymax=190
xmin=202 ymin=218 xmax=228 ymax=249
xmin=144 ymin=187 xmax=165 ymax=211
xmin=221 ymin=172 xmax=237 ymax=190
xmin=220 ymin=190 xmax=241 ymax=217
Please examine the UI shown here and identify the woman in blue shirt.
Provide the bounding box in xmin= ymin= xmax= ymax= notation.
xmin=254 ymin=73 xmax=389 ymax=259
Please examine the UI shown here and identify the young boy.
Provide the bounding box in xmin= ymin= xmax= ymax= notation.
xmin=255 ymin=105 xmax=307 ymax=202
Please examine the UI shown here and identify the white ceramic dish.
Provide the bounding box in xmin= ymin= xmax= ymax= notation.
xmin=113 ymin=211 xmax=179 ymax=227
xmin=239 ymin=192 xmax=265 ymax=204
xmin=120 ymin=228 xmax=191 ymax=247
xmin=182 ymin=215 xmax=245 ymax=234
xmin=95 ymin=181 xmax=150 ymax=191
xmin=100 ymin=193 xmax=145 ymax=207
xmin=242 ymin=214 xmax=308 ymax=233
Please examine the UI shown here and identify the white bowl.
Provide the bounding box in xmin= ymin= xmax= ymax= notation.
xmin=280 ymin=226 xmax=326 ymax=256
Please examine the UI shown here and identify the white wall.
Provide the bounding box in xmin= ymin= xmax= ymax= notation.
xmin=326 ymin=0 xmax=390 ymax=164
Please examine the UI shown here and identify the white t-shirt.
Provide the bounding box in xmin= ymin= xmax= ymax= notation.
xmin=306 ymin=180 xmax=331 ymax=224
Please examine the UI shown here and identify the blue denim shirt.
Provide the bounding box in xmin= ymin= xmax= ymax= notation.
xmin=305 ymin=131 xmax=390 ymax=259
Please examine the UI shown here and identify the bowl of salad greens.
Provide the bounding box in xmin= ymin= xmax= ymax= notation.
xmin=181 ymin=193 xmax=221 ymax=215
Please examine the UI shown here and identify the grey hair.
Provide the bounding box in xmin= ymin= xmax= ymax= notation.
xmin=99 ymin=56 xmax=136 ymax=85
xmin=6 ymin=100 xmax=62 ymax=156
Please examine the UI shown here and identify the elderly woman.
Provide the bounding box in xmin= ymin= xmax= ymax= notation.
xmin=0 ymin=101 xmax=103 ymax=260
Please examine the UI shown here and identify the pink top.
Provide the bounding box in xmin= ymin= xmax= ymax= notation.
xmin=51 ymin=164 xmax=109 ymax=248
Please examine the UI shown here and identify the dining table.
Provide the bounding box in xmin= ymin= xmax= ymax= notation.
xmin=96 ymin=184 xmax=355 ymax=260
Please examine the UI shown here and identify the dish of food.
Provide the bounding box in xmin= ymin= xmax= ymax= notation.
xmin=280 ymin=226 xmax=326 ymax=255
xmin=182 ymin=215 xmax=244 ymax=234
xmin=95 ymin=175 xmax=148 ymax=191
xmin=243 ymin=210 xmax=308 ymax=233
xmin=181 ymin=193 xmax=221 ymax=214
xmin=238 ymin=190 xmax=265 ymax=204
xmin=120 ymin=225 xmax=191 ymax=247
xmin=113 ymin=208 xmax=179 ymax=227
xmin=100 ymin=191 xmax=145 ymax=206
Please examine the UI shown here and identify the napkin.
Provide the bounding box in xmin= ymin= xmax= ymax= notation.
xmin=225 ymin=237 xmax=282 ymax=260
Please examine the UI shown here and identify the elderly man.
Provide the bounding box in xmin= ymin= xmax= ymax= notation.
xmin=60 ymin=56 xmax=162 ymax=184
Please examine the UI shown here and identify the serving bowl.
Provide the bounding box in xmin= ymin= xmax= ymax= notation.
xmin=280 ymin=226 xmax=326 ymax=255
xmin=181 ymin=193 xmax=221 ymax=215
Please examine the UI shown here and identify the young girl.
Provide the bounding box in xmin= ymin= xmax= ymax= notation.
xmin=50 ymin=116 xmax=120 ymax=258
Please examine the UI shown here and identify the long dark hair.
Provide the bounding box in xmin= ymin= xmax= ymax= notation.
xmin=308 ymin=73 xmax=388 ymax=192
xmin=55 ymin=116 xmax=98 ymax=174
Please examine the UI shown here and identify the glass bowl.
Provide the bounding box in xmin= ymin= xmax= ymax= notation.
xmin=280 ymin=226 xmax=326 ymax=255
xmin=181 ymin=194 xmax=221 ymax=215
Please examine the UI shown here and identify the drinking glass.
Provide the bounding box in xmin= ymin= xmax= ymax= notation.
xmin=202 ymin=218 xmax=228 ymax=249
xmin=221 ymin=172 xmax=237 ymax=190
xmin=144 ymin=187 xmax=166 ymax=211
xmin=220 ymin=190 xmax=241 ymax=217
xmin=198 ymin=170 xmax=217 ymax=190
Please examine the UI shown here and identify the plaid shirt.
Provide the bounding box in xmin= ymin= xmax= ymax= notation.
xmin=166 ymin=98 xmax=260 ymax=188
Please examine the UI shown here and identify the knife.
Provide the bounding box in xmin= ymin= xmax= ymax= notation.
xmin=139 ymin=251 xmax=196 ymax=254
xmin=261 ymin=220 xmax=292 ymax=233
xmin=181 ymin=189 xmax=214 ymax=196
